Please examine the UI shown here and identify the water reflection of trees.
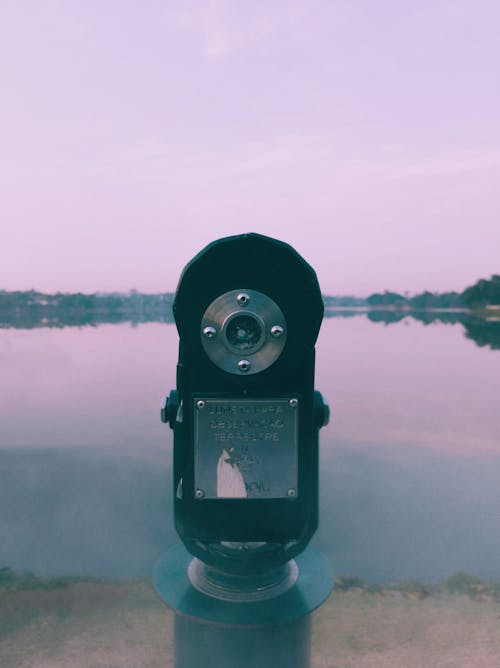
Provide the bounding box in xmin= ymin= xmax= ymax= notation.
xmin=462 ymin=318 xmax=500 ymax=350
xmin=363 ymin=310 xmax=467 ymax=326
xmin=334 ymin=310 xmax=500 ymax=351
xmin=366 ymin=310 xmax=407 ymax=324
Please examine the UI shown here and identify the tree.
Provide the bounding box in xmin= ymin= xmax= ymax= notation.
xmin=367 ymin=291 xmax=408 ymax=307
xmin=461 ymin=275 xmax=500 ymax=308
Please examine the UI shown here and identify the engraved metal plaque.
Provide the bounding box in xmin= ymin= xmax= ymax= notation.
xmin=194 ymin=398 xmax=298 ymax=499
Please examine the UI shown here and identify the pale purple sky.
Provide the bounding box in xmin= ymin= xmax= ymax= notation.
xmin=1 ymin=1 xmax=499 ymax=296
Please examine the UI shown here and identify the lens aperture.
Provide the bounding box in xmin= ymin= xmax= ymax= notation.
xmin=225 ymin=314 xmax=263 ymax=352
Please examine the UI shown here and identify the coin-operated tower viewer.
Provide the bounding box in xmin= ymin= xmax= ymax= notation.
xmin=154 ymin=233 xmax=333 ymax=668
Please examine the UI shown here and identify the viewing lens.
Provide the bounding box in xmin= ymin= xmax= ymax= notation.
xmin=201 ymin=289 xmax=286 ymax=374
xmin=225 ymin=314 xmax=263 ymax=352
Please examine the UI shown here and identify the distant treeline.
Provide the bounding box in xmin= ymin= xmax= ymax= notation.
xmin=324 ymin=274 xmax=500 ymax=310
xmin=0 ymin=290 xmax=174 ymax=328
xmin=1 ymin=275 xmax=499 ymax=331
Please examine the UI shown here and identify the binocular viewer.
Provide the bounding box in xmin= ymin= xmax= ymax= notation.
xmin=162 ymin=233 xmax=328 ymax=573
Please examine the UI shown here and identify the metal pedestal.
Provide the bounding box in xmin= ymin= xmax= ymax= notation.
xmin=153 ymin=544 xmax=333 ymax=668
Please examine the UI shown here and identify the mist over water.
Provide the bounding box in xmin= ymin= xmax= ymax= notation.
xmin=1 ymin=318 xmax=499 ymax=583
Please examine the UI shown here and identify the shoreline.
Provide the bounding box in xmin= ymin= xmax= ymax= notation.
xmin=2 ymin=575 xmax=499 ymax=667
xmin=2 ymin=305 xmax=498 ymax=331
xmin=2 ymin=566 xmax=500 ymax=601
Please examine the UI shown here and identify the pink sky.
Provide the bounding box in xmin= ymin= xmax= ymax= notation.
xmin=1 ymin=1 xmax=499 ymax=296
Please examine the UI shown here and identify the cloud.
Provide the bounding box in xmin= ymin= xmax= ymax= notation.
xmin=168 ymin=0 xmax=308 ymax=60
xmin=368 ymin=145 xmax=500 ymax=181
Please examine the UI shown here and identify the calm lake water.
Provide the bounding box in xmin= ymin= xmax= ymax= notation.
xmin=1 ymin=315 xmax=499 ymax=583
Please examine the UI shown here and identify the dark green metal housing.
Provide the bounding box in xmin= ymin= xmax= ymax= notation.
xmin=169 ymin=233 xmax=325 ymax=572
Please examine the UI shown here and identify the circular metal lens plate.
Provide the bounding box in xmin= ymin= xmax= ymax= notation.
xmin=201 ymin=289 xmax=286 ymax=374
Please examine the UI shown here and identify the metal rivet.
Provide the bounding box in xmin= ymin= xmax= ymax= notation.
xmin=203 ymin=326 xmax=217 ymax=339
xmin=270 ymin=325 xmax=284 ymax=338
xmin=195 ymin=489 xmax=205 ymax=499
xmin=236 ymin=293 xmax=250 ymax=306
xmin=289 ymin=398 xmax=298 ymax=408
xmin=197 ymin=400 xmax=205 ymax=409
xmin=287 ymin=488 xmax=296 ymax=497
xmin=238 ymin=359 xmax=251 ymax=372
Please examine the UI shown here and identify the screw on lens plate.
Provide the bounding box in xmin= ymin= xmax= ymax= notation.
xmin=195 ymin=489 xmax=205 ymax=499
xmin=289 ymin=398 xmax=298 ymax=408
xmin=197 ymin=400 xmax=205 ymax=409
xmin=203 ymin=326 xmax=217 ymax=339
xmin=238 ymin=360 xmax=251 ymax=373
xmin=270 ymin=325 xmax=284 ymax=338
xmin=236 ymin=293 xmax=250 ymax=306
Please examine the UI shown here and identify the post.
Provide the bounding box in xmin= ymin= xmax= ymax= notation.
xmin=153 ymin=544 xmax=333 ymax=668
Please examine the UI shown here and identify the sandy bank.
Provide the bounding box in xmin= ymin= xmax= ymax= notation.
xmin=1 ymin=580 xmax=499 ymax=667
